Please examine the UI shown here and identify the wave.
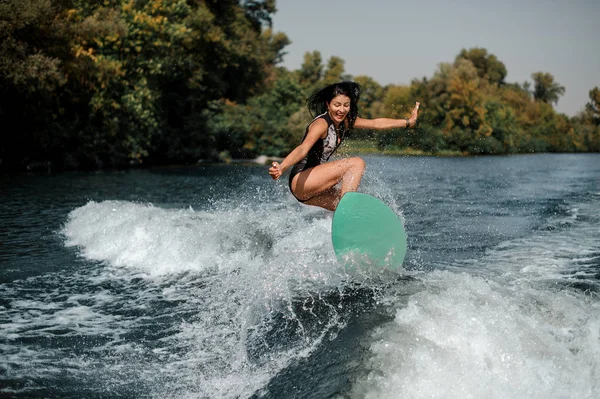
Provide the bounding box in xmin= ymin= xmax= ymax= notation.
xmin=350 ymin=194 xmax=600 ymax=398
xmin=57 ymin=199 xmax=361 ymax=398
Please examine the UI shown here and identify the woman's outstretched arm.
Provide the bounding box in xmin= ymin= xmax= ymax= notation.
xmin=354 ymin=102 xmax=420 ymax=130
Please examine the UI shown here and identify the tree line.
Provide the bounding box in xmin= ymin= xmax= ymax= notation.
xmin=1 ymin=0 xmax=598 ymax=172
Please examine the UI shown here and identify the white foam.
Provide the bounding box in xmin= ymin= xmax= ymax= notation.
xmin=351 ymin=271 xmax=600 ymax=399
xmin=63 ymin=201 xmax=229 ymax=275
xmin=57 ymin=199 xmax=350 ymax=398
xmin=351 ymin=197 xmax=600 ymax=399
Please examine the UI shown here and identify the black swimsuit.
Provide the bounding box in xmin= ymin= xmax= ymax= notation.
xmin=288 ymin=113 xmax=347 ymax=202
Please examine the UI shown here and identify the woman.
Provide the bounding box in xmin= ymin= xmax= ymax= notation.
xmin=269 ymin=81 xmax=420 ymax=211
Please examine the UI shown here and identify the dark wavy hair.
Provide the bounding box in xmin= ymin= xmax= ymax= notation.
xmin=306 ymin=81 xmax=361 ymax=128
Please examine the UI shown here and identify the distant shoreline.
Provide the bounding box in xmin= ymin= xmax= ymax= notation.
xmin=4 ymin=150 xmax=597 ymax=175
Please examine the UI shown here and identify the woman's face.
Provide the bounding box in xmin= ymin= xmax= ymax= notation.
xmin=327 ymin=94 xmax=351 ymax=124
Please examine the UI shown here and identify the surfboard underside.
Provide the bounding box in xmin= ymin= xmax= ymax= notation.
xmin=332 ymin=192 xmax=407 ymax=270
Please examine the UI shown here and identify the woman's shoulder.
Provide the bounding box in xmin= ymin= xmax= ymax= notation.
xmin=307 ymin=115 xmax=330 ymax=136
xmin=309 ymin=116 xmax=329 ymax=128
xmin=310 ymin=112 xmax=330 ymax=124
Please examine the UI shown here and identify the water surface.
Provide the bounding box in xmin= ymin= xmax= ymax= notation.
xmin=1 ymin=154 xmax=599 ymax=398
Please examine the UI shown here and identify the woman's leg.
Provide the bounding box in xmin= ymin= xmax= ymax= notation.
xmin=291 ymin=157 xmax=365 ymax=211
xmin=300 ymin=186 xmax=341 ymax=211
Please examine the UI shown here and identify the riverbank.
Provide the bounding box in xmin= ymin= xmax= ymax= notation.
xmin=339 ymin=139 xmax=465 ymax=157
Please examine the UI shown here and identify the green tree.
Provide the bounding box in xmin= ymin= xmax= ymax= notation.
xmin=0 ymin=0 xmax=288 ymax=170
xmin=531 ymin=72 xmax=565 ymax=106
xmin=484 ymin=100 xmax=518 ymax=153
xmin=298 ymin=50 xmax=323 ymax=88
xmin=161 ymin=0 xmax=289 ymax=163
xmin=205 ymin=68 xmax=305 ymax=158
xmin=444 ymin=59 xmax=492 ymax=152
xmin=367 ymin=84 xmax=412 ymax=149
xmin=0 ymin=0 xmax=70 ymax=169
xmin=456 ymin=47 xmax=507 ymax=85
xmin=0 ymin=0 xmax=65 ymax=90
xmin=571 ymin=87 xmax=600 ymax=152
xmin=411 ymin=63 xmax=453 ymax=130
xmin=354 ymin=75 xmax=383 ymax=119
xmin=585 ymin=86 xmax=600 ymax=126
xmin=243 ymin=0 xmax=277 ymax=29
xmin=63 ymin=0 xmax=191 ymax=166
xmin=381 ymin=85 xmax=412 ymax=118
xmin=322 ymin=56 xmax=345 ymax=85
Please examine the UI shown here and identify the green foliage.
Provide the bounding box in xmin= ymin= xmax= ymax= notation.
xmin=151 ymin=0 xmax=290 ymax=164
xmin=298 ymin=50 xmax=323 ymax=89
xmin=484 ymin=100 xmax=518 ymax=153
xmin=0 ymin=0 xmax=289 ymax=170
xmin=205 ymin=69 xmax=306 ymax=158
xmin=410 ymin=63 xmax=452 ymax=128
xmin=353 ymin=75 xmax=384 ymax=119
xmin=0 ymin=0 xmax=64 ymax=88
xmin=322 ymin=56 xmax=345 ymax=85
xmin=456 ymin=47 xmax=507 ymax=85
xmin=531 ymin=71 xmax=566 ymax=105
xmin=0 ymin=0 xmax=69 ymax=168
xmin=444 ymin=59 xmax=492 ymax=149
xmin=585 ymin=87 xmax=600 ymax=126
xmin=570 ymin=88 xmax=600 ymax=152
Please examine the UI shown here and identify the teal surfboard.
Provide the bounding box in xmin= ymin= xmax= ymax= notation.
xmin=332 ymin=192 xmax=407 ymax=270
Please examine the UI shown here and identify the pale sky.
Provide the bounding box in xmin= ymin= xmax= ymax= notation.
xmin=272 ymin=0 xmax=600 ymax=116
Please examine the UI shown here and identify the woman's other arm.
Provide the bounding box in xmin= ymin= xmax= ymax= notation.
xmin=268 ymin=119 xmax=328 ymax=180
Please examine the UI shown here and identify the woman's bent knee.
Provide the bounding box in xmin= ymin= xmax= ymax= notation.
xmin=350 ymin=157 xmax=366 ymax=172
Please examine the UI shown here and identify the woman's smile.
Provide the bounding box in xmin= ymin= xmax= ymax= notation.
xmin=327 ymin=94 xmax=351 ymax=123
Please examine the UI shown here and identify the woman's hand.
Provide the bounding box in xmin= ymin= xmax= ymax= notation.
xmin=408 ymin=102 xmax=420 ymax=128
xmin=269 ymin=162 xmax=283 ymax=180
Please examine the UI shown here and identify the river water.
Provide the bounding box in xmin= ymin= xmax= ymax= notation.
xmin=1 ymin=154 xmax=599 ymax=398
